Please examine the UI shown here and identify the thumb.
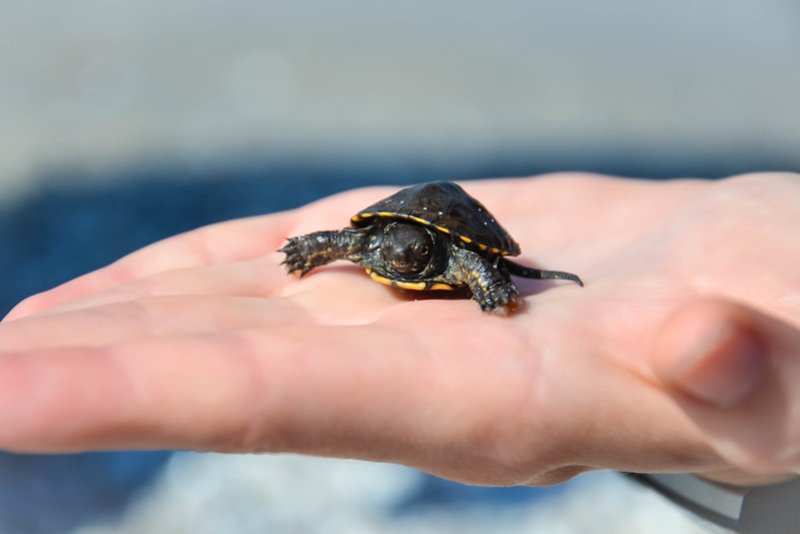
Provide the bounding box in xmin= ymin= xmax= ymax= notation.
xmin=652 ymin=298 xmax=800 ymax=476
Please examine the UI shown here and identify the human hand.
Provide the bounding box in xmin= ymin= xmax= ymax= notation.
xmin=1 ymin=173 xmax=798 ymax=487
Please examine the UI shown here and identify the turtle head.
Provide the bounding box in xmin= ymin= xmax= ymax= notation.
xmin=380 ymin=221 xmax=435 ymax=275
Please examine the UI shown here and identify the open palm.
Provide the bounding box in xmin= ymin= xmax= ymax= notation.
xmin=1 ymin=173 xmax=798 ymax=486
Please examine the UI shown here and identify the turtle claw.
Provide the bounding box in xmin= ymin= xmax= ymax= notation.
xmin=452 ymin=247 xmax=525 ymax=316
xmin=478 ymin=283 xmax=523 ymax=316
xmin=279 ymin=238 xmax=314 ymax=276
xmin=279 ymin=230 xmax=362 ymax=277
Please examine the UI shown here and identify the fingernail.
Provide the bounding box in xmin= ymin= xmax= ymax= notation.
xmin=669 ymin=321 xmax=769 ymax=408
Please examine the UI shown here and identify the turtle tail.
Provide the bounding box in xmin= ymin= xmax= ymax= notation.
xmin=502 ymin=258 xmax=584 ymax=287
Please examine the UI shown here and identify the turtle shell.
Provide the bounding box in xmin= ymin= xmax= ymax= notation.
xmin=351 ymin=181 xmax=521 ymax=256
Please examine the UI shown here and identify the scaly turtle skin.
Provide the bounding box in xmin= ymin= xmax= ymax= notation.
xmin=280 ymin=181 xmax=582 ymax=315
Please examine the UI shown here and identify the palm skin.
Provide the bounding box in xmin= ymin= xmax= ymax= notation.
xmin=1 ymin=173 xmax=798 ymax=487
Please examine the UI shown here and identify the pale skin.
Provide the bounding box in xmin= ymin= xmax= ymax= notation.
xmin=1 ymin=173 xmax=799 ymax=488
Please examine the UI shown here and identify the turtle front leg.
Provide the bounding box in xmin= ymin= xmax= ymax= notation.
xmin=280 ymin=228 xmax=368 ymax=276
xmin=451 ymin=248 xmax=522 ymax=316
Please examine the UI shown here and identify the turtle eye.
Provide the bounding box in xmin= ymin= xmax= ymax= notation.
xmin=411 ymin=241 xmax=430 ymax=259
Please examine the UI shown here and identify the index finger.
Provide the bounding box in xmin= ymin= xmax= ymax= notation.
xmin=0 ymin=322 xmax=514 ymax=479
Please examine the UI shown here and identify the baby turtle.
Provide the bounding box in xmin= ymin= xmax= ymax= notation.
xmin=280 ymin=181 xmax=582 ymax=315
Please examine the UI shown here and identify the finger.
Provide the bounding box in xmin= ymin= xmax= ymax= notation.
xmin=33 ymin=255 xmax=289 ymax=315
xmin=35 ymin=258 xmax=394 ymax=323
xmin=4 ymin=187 xmax=396 ymax=322
xmin=3 ymin=214 xmax=292 ymax=322
xmin=0 ymin=316 xmax=589 ymax=486
xmin=652 ymin=298 xmax=800 ymax=476
xmin=0 ymin=325 xmax=472 ymax=473
xmin=0 ymin=295 xmax=308 ymax=351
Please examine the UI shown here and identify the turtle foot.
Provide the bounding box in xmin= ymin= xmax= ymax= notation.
xmin=279 ymin=237 xmax=315 ymax=277
xmin=478 ymin=283 xmax=523 ymax=316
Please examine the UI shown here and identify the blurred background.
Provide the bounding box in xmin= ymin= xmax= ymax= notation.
xmin=2 ymin=1 xmax=798 ymax=532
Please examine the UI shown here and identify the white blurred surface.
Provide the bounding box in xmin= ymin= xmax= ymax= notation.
xmin=2 ymin=1 xmax=799 ymax=197
xmin=74 ymin=453 xmax=705 ymax=534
